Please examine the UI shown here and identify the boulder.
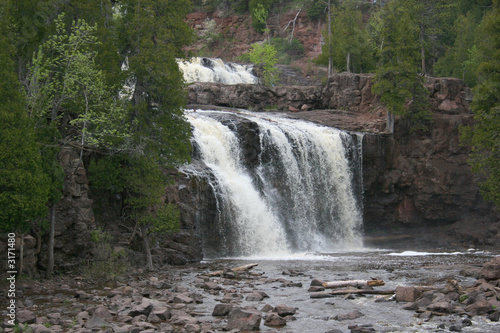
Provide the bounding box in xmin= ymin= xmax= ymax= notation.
xmin=17 ymin=309 xmax=36 ymax=324
xmin=212 ymin=304 xmax=233 ymax=316
xmin=427 ymin=301 xmax=454 ymax=314
xmin=274 ymin=304 xmax=296 ymax=317
xmin=395 ymin=286 xmax=422 ymax=302
xmin=334 ymin=310 xmax=364 ymax=321
xmin=465 ymin=299 xmax=494 ymax=316
xmin=264 ymin=313 xmax=286 ymax=327
xmin=227 ymin=308 xmax=262 ymax=331
xmin=480 ymin=256 xmax=500 ymax=281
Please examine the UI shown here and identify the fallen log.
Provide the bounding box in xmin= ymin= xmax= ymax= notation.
xmin=310 ymin=289 xmax=395 ymax=298
xmin=322 ymin=279 xmax=385 ymax=289
xmin=207 ymin=263 xmax=259 ymax=276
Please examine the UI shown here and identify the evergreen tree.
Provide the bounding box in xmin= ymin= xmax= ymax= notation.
xmin=0 ymin=26 xmax=50 ymax=234
xmin=317 ymin=1 xmax=374 ymax=73
xmin=371 ymin=0 xmax=431 ymax=133
xmin=461 ymin=0 xmax=500 ymax=208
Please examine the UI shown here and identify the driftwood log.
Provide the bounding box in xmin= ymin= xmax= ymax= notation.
xmin=310 ymin=288 xmax=395 ymax=298
xmin=207 ymin=263 xmax=258 ymax=277
xmin=322 ymin=279 xmax=385 ymax=289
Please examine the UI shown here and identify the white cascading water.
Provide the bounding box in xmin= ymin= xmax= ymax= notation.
xmin=177 ymin=57 xmax=258 ymax=84
xmin=182 ymin=110 xmax=364 ymax=258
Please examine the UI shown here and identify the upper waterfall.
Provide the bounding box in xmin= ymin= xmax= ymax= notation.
xmin=177 ymin=57 xmax=258 ymax=85
xmin=182 ymin=110 xmax=364 ymax=258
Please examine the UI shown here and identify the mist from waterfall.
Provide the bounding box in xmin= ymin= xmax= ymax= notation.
xmin=177 ymin=57 xmax=258 ymax=85
xmin=182 ymin=110 xmax=364 ymax=258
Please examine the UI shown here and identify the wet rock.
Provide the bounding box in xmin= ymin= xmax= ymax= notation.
xmin=185 ymin=323 xmax=201 ymax=332
xmin=264 ymin=313 xmax=286 ymax=327
xmin=402 ymin=302 xmax=419 ymax=311
xmin=246 ymin=291 xmax=266 ymax=301
xmin=395 ymin=286 xmax=422 ymax=302
xmin=308 ymin=286 xmax=325 ymax=292
xmin=334 ymin=309 xmax=364 ymax=321
xmin=480 ymin=256 xmax=500 ymax=281
xmin=465 ymin=299 xmax=493 ymax=316
xmin=488 ymin=310 xmax=500 ymax=322
xmin=348 ymin=324 xmax=376 ymax=332
xmin=261 ymin=304 xmax=273 ymax=312
xmin=310 ymin=278 xmax=324 ymax=287
xmin=427 ymin=301 xmax=454 ymax=314
xmin=449 ymin=324 xmax=463 ymax=332
xmin=326 ymin=330 xmax=344 ymax=333
xmin=172 ymin=293 xmax=194 ymax=304
xmin=212 ymin=304 xmax=233 ymax=316
xmin=200 ymin=282 xmax=221 ymax=290
xmin=274 ymin=304 xmax=296 ymax=317
xmin=17 ymin=309 xmax=36 ymax=324
xmin=227 ymin=308 xmax=262 ymax=331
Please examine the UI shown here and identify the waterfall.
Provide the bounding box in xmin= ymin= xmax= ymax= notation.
xmin=182 ymin=110 xmax=363 ymax=258
xmin=177 ymin=57 xmax=258 ymax=85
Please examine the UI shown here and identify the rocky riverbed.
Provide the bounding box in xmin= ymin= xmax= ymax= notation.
xmin=2 ymin=251 xmax=500 ymax=333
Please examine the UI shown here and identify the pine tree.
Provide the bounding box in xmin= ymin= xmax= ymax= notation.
xmin=461 ymin=0 xmax=500 ymax=208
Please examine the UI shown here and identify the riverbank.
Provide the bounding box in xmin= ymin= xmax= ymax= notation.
xmin=3 ymin=251 xmax=499 ymax=333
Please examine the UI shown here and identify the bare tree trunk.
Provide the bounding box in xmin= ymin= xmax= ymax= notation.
xmin=346 ymin=52 xmax=351 ymax=73
xmin=420 ymin=19 xmax=426 ymax=75
xmin=19 ymin=234 xmax=24 ymax=276
xmin=141 ymin=224 xmax=153 ymax=271
xmin=387 ymin=111 xmax=395 ymax=134
xmin=46 ymin=203 xmax=55 ymax=279
xmin=327 ymin=0 xmax=333 ymax=77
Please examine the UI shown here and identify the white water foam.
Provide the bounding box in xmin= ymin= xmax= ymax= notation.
xmin=177 ymin=57 xmax=258 ymax=85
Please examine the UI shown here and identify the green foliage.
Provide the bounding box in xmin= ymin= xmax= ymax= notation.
xmin=246 ymin=42 xmax=279 ymax=85
xmin=317 ymin=1 xmax=374 ymax=73
xmin=0 ymin=19 xmax=50 ymax=233
xmin=86 ymin=228 xmax=127 ymax=282
xmin=249 ymin=0 xmax=273 ymax=32
xmin=371 ymin=0 xmax=432 ymax=132
xmin=461 ymin=0 xmax=500 ymax=208
xmin=270 ymin=37 xmax=305 ymax=64
xmin=140 ymin=204 xmax=181 ymax=234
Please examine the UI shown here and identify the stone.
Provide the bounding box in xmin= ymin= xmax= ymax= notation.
xmin=395 ymin=286 xmax=421 ymax=302
xmin=170 ymin=311 xmax=198 ymax=326
xmin=264 ymin=313 xmax=286 ymax=327
xmin=172 ymin=294 xmax=194 ymax=304
xmin=17 ymin=310 xmax=36 ymax=324
xmin=212 ymin=304 xmax=233 ymax=316
xmin=480 ymin=256 xmax=500 ymax=281
xmin=334 ymin=310 xmax=364 ymax=321
xmin=427 ymin=301 xmax=454 ymax=314
xmin=127 ymin=299 xmax=153 ymax=317
xmin=308 ymin=286 xmax=325 ymax=292
xmin=184 ymin=323 xmax=201 ymax=333
xmin=32 ymin=324 xmax=52 ymax=333
xmin=85 ymin=315 xmax=109 ymax=329
xmin=488 ymin=310 xmax=500 ymax=322
xmin=449 ymin=324 xmax=463 ymax=332
xmin=200 ymin=282 xmax=221 ymax=290
xmin=402 ymin=302 xmax=419 ymax=311
xmin=92 ymin=306 xmax=112 ymax=321
xmin=274 ymin=304 xmax=296 ymax=317
xmin=227 ymin=308 xmax=262 ymax=331
xmin=310 ymin=279 xmax=324 ymax=287
xmin=261 ymin=304 xmax=273 ymax=312
xmin=76 ymin=311 xmax=90 ymax=325
xmin=246 ymin=291 xmax=265 ymax=301
xmin=151 ymin=306 xmax=171 ymax=320
xmin=465 ymin=299 xmax=494 ymax=316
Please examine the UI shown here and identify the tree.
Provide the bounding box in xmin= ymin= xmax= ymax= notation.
xmin=317 ymin=1 xmax=374 ymax=73
xmin=246 ymin=42 xmax=279 ymax=86
xmin=88 ymin=155 xmax=180 ymax=271
xmin=461 ymin=0 xmax=500 ymax=208
xmin=28 ymin=13 xmax=125 ymax=278
xmin=371 ymin=0 xmax=431 ymax=133
xmin=0 ymin=27 xmax=50 ymax=247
